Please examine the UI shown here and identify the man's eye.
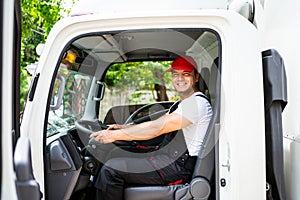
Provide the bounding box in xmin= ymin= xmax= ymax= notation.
xmin=183 ymin=73 xmax=192 ymax=77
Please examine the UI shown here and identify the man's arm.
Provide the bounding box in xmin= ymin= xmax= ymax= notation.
xmin=90 ymin=113 xmax=192 ymax=144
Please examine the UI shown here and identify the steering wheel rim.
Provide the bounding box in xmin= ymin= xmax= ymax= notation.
xmin=124 ymin=101 xmax=173 ymax=124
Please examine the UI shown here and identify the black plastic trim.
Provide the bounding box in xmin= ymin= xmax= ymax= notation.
xmin=262 ymin=48 xmax=287 ymax=200
xmin=28 ymin=73 xmax=40 ymax=101
xmin=14 ymin=137 xmax=42 ymax=200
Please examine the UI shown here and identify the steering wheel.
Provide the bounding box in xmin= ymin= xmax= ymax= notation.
xmin=74 ymin=120 xmax=108 ymax=145
xmin=124 ymin=101 xmax=173 ymax=124
xmin=75 ymin=119 xmax=134 ymax=147
xmin=75 ymin=120 xmax=108 ymax=134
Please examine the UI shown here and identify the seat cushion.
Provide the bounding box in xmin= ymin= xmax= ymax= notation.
xmin=124 ymin=185 xmax=184 ymax=200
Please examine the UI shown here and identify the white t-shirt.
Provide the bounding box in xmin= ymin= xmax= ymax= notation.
xmin=173 ymin=92 xmax=213 ymax=156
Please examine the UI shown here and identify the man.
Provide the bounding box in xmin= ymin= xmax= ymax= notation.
xmin=90 ymin=55 xmax=212 ymax=200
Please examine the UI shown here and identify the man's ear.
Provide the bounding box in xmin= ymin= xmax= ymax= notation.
xmin=195 ymin=73 xmax=200 ymax=82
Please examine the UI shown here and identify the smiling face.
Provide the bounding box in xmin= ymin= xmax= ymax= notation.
xmin=171 ymin=69 xmax=199 ymax=99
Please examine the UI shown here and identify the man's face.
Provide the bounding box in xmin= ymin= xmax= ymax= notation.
xmin=171 ymin=69 xmax=199 ymax=96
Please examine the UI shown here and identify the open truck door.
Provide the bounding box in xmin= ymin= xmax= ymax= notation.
xmin=0 ymin=0 xmax=41 ymax=199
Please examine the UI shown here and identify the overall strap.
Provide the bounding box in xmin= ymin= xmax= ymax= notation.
xmin=168 ymin=100 xmax=181 ymax=114
xmin=196 ymin=93 xmax=211 ymax=105
xmin=170 ymin=93 xmax=210 ymax=114
xmin=158 ymin=100 xmax=181 ymax=149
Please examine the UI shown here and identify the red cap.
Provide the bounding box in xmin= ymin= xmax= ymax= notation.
xmin=166 ymin=55 xmax=197 ymax=72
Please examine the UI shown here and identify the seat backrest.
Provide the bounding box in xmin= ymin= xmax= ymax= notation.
xmin=103 ymin=104 xmax=145 ymax=124
xmin=198 ymin=67 xmax=210 ymax=96
xmin=193 ymin=57 xmax=220 ymax=180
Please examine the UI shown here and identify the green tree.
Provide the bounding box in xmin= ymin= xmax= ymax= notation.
xmin=20 ymin=0 xmax=69 ymax=111
xmin=105 ymin=61 xmax=175 ymax=102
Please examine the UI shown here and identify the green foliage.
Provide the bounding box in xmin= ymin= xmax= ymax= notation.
xmin=105 ymin=61 xmax=172 ymax=90
xmin=20 ymin=0 xmax=69 ymax=111
xmin=104 ymin=61 xmax=175 ymax=103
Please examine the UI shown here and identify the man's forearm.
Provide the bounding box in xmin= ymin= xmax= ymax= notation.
xmin=111 ymin=119 xmax=165 ymax=141
xmin=90 ymin=113 xmax=190 ymax=144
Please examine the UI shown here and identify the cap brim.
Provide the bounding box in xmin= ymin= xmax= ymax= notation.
xmin=166 ymin=66 xmax=195 ymax=72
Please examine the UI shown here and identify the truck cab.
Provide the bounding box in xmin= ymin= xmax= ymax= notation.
xmin=3 ymin=0 xmax=297 ymax=200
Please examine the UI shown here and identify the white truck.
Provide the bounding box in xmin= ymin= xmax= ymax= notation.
xmin=1 ymin=0 xmax=299 ymax=199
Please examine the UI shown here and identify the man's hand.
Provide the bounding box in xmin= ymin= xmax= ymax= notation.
xmin=90 ymin=130 xmax=116 ymax=144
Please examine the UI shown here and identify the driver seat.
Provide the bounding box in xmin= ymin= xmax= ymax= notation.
xmin=124 ymin=115 xmax=217 ymax=200
xmin=124 ymin=59 xmax=220 ymax=200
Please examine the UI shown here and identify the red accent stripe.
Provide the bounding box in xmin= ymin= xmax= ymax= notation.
xmin=168 ymin=179 xmax=183 ymax=186
xmin=159 ymin=172 xmax=164 ymax=179
xmin=136 ymin=145 xmax=150 ymax=149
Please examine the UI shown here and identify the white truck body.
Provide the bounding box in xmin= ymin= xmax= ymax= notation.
xmin=2 ymin=0 xmax=300 ymax=200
